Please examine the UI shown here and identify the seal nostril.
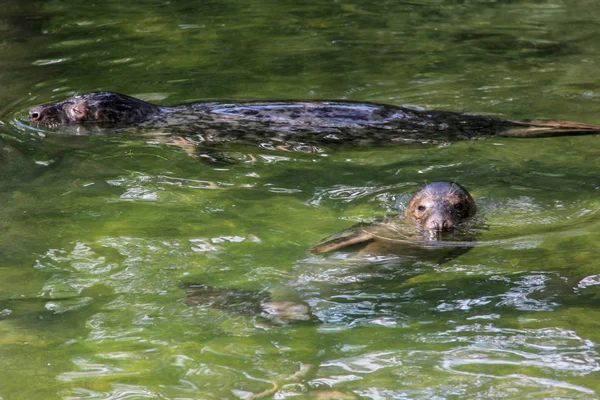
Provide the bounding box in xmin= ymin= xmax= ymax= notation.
xmin=30 ymin=112 xmax=39 ymax=120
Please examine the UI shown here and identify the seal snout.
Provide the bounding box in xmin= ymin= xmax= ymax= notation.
xmin=428 ymin=219 xmax=453 ymax=231
xmin=29 ymin=105 xmax=62 ymax=124
xmin=424 ymin=212 xmax=457 ymax=231
xmin=29 ymin=106 xmax=47 ymax=122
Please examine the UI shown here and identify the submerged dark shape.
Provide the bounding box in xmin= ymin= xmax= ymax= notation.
xmin=309 ymin=181 xmax=476 ymax=255
xmin=184 ymin=284 xmax=312 ymax=323
xmin=29 ymin=92 xmax=600 ymax=145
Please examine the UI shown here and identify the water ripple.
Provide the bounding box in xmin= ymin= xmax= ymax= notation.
xmin=62 ymin=384 xmax=157 ymax=399
xmin=313 ymin=329 xmax=599 ymax=398
xmin=308 ymin=182 xmax=411 ymax=207
xmin=57 ymin=358 xmax=138 ymax=382
xmin=419 ymin=324 xmax=600 ymax=378
xmin=321 ymin=351 xmax=402 ymax=373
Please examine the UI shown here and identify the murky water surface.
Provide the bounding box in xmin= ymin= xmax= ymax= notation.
xmin=1 ymin=0 xmax=600 ymax=398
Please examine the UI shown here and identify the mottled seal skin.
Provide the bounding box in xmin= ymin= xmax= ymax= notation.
xmin=309 ymin=181 xmax=476 ymax=255
xmin=29 ymin=92 xmax=600 ymax=145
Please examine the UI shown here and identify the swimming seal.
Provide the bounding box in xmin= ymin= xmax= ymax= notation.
xmin=29 ymin=92 xmax=600 ymax=145
xmin=183 ymin=182 xmax=477 ymax=329
xmin=309 ymin=181 xmax=476 ymax=255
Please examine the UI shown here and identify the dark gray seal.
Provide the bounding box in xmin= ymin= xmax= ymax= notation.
xmin=29 ymin=92 xmax=600 ymax=145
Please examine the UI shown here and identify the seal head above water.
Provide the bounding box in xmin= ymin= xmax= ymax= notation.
xmin=29 ymin=92 xmax=160 ymax=128
xmin=404 ymin=181 xmax=476 ymax=231
xmin=309 ymin=181 xmax=476 ymax=255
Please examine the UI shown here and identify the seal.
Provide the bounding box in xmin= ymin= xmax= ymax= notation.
xmin=183 ymin=182 xmax=478 ymax=330
xmin=309 ymin=181 xmax=476 ymax=255
xmin=29 ymin=92 xmax=600 ymax=145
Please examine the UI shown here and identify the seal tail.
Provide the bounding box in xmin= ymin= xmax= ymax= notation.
xmin=501 ymin=120 xmax=600 ymax=138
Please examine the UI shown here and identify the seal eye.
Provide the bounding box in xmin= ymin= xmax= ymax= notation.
xmin=417 ymin=205 xmax=426 ymax=212
xmin=454 ymin=203 xmax=464 ymax=211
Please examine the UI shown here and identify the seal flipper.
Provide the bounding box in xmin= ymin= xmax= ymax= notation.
xmin=309 ymin=223 xmax=375 ymax=255
xmin=502 ymin=120 xmax=600 ymax=137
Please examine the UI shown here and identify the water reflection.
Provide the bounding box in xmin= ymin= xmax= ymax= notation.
xmin=24 ymin=211 xmax=600 ymax=398
xmin=290 ymin=260 xmax=567 ymax=330
xmin=13 ymin=159 xmax=600 ymax=398
xmin=62 ymin=384 xmax=158 ymax=399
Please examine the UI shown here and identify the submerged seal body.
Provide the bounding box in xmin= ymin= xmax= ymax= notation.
xmin=29 ymin=92 xmax=600 ymax=145
xmin=309 ymin=181 xmax=476 ymax=255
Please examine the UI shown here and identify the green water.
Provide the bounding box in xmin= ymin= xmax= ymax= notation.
xmin=1 ymin=0 xmax=600 ymax=398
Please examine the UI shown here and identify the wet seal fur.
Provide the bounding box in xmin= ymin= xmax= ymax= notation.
xmin=29 ymin=92 xmax=600 ymax=146
xmin=309 ymin=181 xmax=476 ymax=255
